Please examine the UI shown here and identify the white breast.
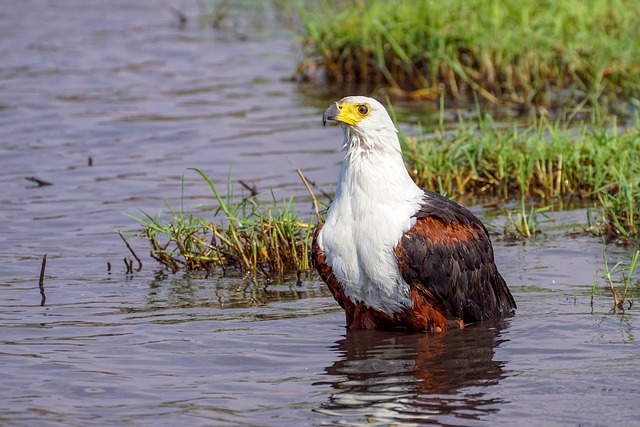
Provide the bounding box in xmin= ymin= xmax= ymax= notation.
xmin=317 ymin=147 xmax=424 ymax=315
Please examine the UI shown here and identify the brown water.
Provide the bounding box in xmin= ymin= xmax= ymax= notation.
xmin=1 ymin=2 xmax=639 ymax=426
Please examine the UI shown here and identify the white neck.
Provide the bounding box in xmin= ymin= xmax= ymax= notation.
xmin=318 ymin=127 xmax=424 ymax=314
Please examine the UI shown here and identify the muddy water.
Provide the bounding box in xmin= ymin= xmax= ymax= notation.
xmin=1 ymin=1 xmax=638 ymax=426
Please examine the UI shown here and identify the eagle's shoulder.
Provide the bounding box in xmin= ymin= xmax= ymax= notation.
xmin=396 ymin=190 xmax=516 ymax=323
xmin=414 ymin=189 xmax=487 ymax=231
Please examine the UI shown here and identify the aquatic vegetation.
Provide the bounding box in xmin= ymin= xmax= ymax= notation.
xmin=592 ymin=244 xmax=638 ymax=312
xmin=503 ymin=197 xmax=552 ymax=240
xmin=596 ymin=169 xmax=640 ymax=242
xmin=296 ymin=0 xmax=640 ymax=108
xmin=400 ymin=111 xmax=640 ymax=241
xmin=129 ymin=169 xmax=316 ymax=280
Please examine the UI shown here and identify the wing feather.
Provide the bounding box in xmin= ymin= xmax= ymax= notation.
xmin=396 ymin=190 xmax=516 ymax=323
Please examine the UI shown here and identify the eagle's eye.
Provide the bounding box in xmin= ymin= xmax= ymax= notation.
xmin=357 ymin=104 xmax=369 ymax=115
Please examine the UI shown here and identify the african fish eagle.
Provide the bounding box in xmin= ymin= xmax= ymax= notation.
xmin=312 ymin=96 xmax=516 ymax=332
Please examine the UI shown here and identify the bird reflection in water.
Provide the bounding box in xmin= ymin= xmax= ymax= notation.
xmin=314 ymin=321 xmax=510 ymax=425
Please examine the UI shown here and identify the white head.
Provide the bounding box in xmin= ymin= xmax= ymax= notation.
xmin=323 ymin=96 xmax=400 ymax=154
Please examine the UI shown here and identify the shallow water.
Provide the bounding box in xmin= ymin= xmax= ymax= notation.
xmin=1 ymin=2 xmax=639 ymax=426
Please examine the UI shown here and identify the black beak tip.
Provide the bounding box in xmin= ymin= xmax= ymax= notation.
xmin=322 ymin=103 xmax=338 ymax=127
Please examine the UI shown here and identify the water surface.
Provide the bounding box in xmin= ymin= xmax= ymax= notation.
xmin=1 ymin=2 xmax=638 ymax=426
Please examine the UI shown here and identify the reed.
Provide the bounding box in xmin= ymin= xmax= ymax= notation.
xmin=296 ymin=0 xmax=640 ymax=108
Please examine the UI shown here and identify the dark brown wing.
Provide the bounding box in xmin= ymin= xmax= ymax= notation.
xmin=395 ymin=190 xmax=516 ymax=324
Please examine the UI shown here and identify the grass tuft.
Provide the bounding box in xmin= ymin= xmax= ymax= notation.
xmin=129 ymin=168 xmax=316 ymax=280
xmin=593 ymin=244 xmax=638 ymax=312
xmin=503 ymin=197 xmax=553 ymax=240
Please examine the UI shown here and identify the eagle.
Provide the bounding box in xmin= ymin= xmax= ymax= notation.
xmin=312 ymin=96 xmax=516 ymax=332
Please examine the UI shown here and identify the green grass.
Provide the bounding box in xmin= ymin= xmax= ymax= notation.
xmin=592 ymin=243 xmax=638 ymax=312
xmin=129 ymin=168 xmax=316 ymax=280
xmin=503 ymin=197 xmax=553 ymax=240
xmin=296 ymin=0 xmax=640 ymax=108
xmin=399 ymin=110 xmax=640 ymax=241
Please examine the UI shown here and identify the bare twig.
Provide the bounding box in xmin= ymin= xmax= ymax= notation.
xmin=38 ymin=254 xmax=47 ymax=306
xmin=118 ymin=231 xmax=142 ymax=270
xmin=308 ymin=177 xmax=333 ymax=203
xmin=26 ymin=177 xmax=53 ymax=187
xmin=296 ymin=168 xmax=320 ymax=222
xmin=124 ymin=257 xmax=133 ymax=274
xmin=239 ymin=180 xmax=259 ymax=197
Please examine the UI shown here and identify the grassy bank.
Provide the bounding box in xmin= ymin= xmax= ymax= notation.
xmin=296 ymin=0 xmax=640 ymax=108
xmin=401 ymin=112 xmax=640 ymax=241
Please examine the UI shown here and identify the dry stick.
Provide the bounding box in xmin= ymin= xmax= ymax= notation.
xmin=238 ymin=180 xmax=258 ymax=197
xmin=296 ymin=168 xmax=320 ymax=223
xmin=118 ymin=231 xmax=142 ymax=270
xmin=26 ymin=177 xmax=53 ymax=187
xmin=38 ymin=254 xmax=47 ymax=306
xmin=123 ymin=257 xmax=133 ymax=274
